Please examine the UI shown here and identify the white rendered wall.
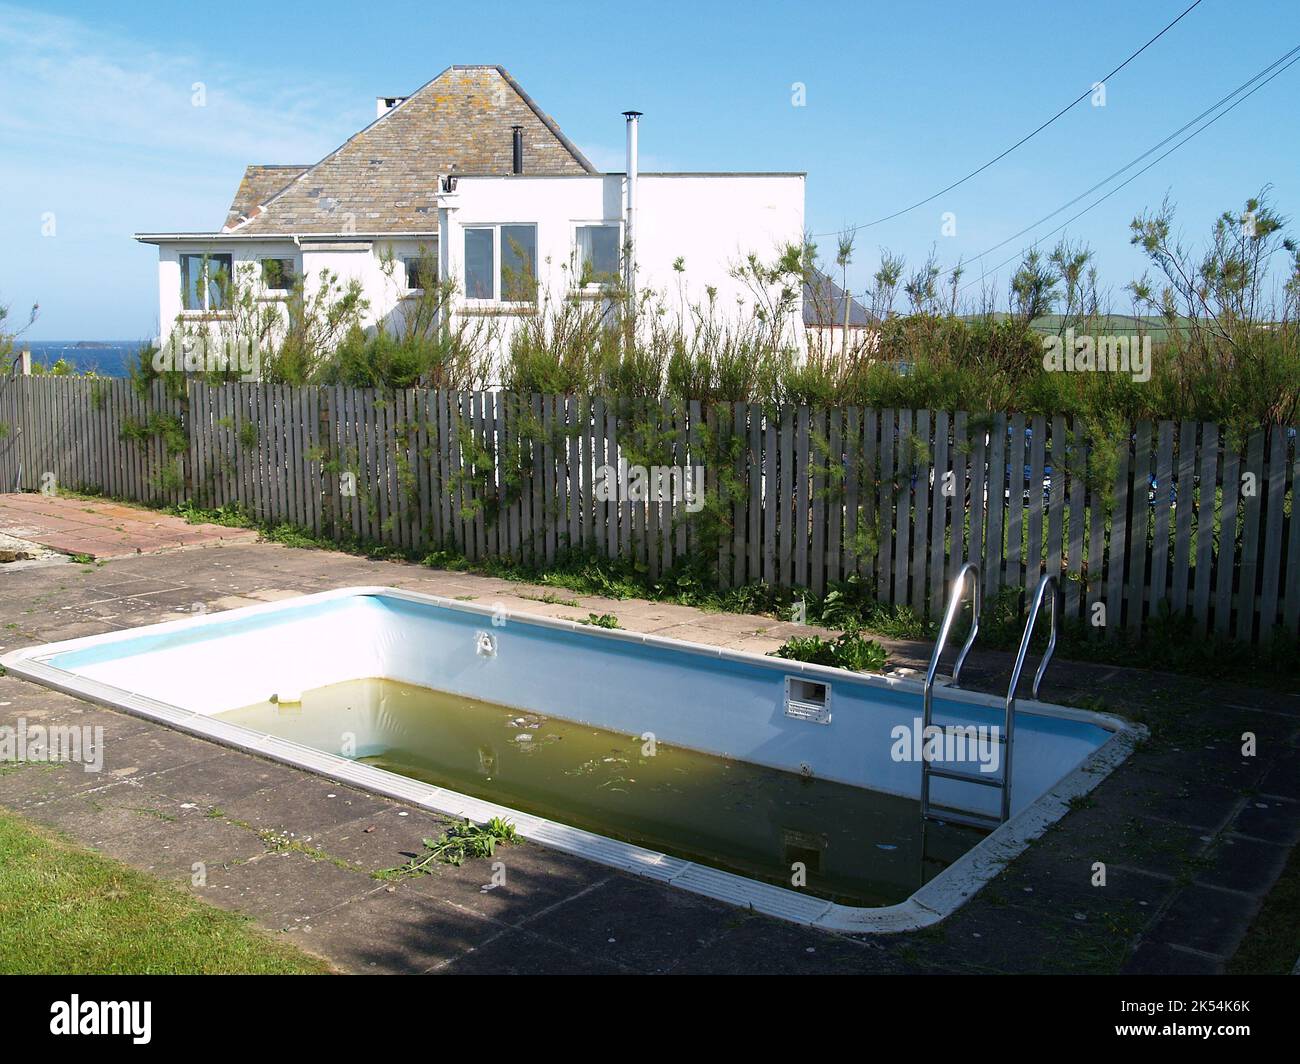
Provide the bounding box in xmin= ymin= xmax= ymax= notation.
xmin=439 ymin=172 xmax=806 ymax=371
xmin=151 ymin=237 xmax=437 ymax=350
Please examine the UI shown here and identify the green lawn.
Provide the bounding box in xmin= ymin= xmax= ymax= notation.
xmin=0 ymin=809 xmax=333 ymax=974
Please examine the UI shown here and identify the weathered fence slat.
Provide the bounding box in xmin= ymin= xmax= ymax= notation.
xmin=1 ymin=377 xmax=1292 ymax=646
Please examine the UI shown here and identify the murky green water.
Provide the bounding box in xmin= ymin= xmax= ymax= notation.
xmin=217 ymin=677 xmax=983 ymax=906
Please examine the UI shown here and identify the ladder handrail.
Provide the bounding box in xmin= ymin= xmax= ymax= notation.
xmin=999 ymin=574 xmax=1058 ymax=822
xmin=922 ymin=562 xmax=981 ymax=730
xmin=1007 ymin=574 xmax=1060 ymax=708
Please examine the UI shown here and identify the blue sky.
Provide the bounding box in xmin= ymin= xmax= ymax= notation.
xmin=2 ymin=0 xmax=1298 ymax=339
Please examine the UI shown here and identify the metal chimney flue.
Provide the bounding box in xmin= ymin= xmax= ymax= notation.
xmin=622 ymin=111 xmax=642 ymax=298
xmin=511 ymin=126 xmax=524 ymax=175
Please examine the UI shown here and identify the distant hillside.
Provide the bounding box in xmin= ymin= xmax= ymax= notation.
xmin=954 ymin=313 xmax=1205 ymax=341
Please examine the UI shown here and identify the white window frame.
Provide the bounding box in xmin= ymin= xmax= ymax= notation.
xmin=402 ymin=241 xmax=438 ymax=294
xmin=572 ymin=221 xmax=623 ymax=290
xmin=462 ymin=223 xmax=538 ymax=306
xmin=259 ymin=256 xmax=299 ymax=298
xmin=180 ymin=251 xmax=234 ymax=314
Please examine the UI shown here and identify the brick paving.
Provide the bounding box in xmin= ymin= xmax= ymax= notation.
xmin=0 ymin=494 xmax=256 ymax=559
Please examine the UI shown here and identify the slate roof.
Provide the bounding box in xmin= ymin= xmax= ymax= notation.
xmin=224 ymin=165 xmax=311 ymax=230
xmin=803 ymin=270 xmax=871 ymax=326
xmin=226 ymin=65 xmax=597 ymax=236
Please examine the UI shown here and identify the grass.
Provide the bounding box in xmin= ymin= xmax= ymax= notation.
xmin=0 ymin=808 xmax=333 ymax=974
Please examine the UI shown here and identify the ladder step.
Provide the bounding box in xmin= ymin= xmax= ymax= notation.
xmin=925 ymin=765 xmax=1005 ymax=788
xmin=923 ymin=805 xmax=1003 ymax=830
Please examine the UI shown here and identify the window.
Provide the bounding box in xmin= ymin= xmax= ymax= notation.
xmin=181 ymin=253 xmax=232 ymax=311
xmin=464 ymin=228 xmax=494 ymax=299
xmin=403 ymin=256 xmax=435 ymax=292
xmin=499 ymin=224 xmax=537 ymax=302
xmin=576 ymin=224 xmax=620 ymax=286
xmin=261 ymin=258 xmax=296 ymax=292
xmin=464 ymin=224 xmax=537 ymax=302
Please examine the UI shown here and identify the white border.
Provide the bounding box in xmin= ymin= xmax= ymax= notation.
xmin=0 ymin=586 xmax=1143 ymax=934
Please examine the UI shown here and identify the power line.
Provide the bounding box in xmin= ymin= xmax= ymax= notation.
xmin=958 ymin=46 xmax=1300 ymax=294
xmin=817 ymin=0 xmax=1204 ymax=239
xmin=960 ymin=44 xmax=1300 ymax=271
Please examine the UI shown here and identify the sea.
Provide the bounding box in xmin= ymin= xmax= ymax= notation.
xmin=16 ymin=341 xmax=147 ymax=378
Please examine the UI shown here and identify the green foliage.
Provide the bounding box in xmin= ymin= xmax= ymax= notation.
xmin=120 ymin=412 xmax=187 ymax=455
xmin=772 ymin=630 xmax=889 ymax=672
xmin=578 ymin=612 xmax=621 ymax=629
xmin=375 ymin=817 xmax=518 ymax=876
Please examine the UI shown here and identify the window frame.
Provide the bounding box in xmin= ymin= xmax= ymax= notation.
xmin=259 ymin=257 xmax=298 ymax=296
xmin=180 ymin=252 xmax=234 ymax=313
xmin=572 ymin=221 xmax=622 ymax=290
xmin=462 ymin=223 xmax=538 ymax=305
xmin=402 ymin=255 xmax=436 ymax=294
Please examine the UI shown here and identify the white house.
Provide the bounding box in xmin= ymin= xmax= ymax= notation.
xmin=134 ymin=65 xmax=805 ymax=377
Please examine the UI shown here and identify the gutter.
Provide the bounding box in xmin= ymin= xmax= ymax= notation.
xmin=134 ymin=232 xmax=438 ymax=245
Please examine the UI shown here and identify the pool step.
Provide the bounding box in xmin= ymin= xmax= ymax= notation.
xmin=921 ymin=804 xmax=1004 ymax=832
xmin=925 ymin=765 xmax=1005 ymax=788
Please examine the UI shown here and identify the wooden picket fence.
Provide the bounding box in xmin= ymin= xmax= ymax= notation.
xmin=0 ymin=376 xmax=1296 ymax=644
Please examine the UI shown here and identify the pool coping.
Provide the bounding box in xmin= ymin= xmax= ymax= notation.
xmin=0 ymin=585 xmax=1145 ymax=934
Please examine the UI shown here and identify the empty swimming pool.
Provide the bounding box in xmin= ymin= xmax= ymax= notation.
xmin=1 ymin=587 xmax=1139 ymax=932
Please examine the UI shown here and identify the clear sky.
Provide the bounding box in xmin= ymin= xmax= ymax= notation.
xmin=2 ymin=0 xmax=1298 ymax=339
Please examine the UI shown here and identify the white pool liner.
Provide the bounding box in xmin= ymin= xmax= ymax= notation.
xmin=1 ymin=585 xmax=1142 ymax=933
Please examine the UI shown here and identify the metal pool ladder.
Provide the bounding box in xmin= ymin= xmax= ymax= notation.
xmin=920 ymin=569 xmax=1060 ymax=830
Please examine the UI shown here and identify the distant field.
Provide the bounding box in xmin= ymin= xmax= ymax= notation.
xmin=957 ymin=313 xmax=1207 ymax=341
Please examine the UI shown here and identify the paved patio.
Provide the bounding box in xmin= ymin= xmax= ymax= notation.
xmin=0 ymin=532 xmax=1296 ymax=973
xmin=0 ymin=493 xmax=256 ymax=560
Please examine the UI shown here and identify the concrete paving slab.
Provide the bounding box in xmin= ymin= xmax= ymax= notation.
xmin=1194 ymin=835 xmax=1292 ymax=894
xmin=25 ymin=785 xmax=266 ymax=882
xmin=399 ymin=842 xmax=612 ymax=928
xmin=1146 ymin=884 xmax=1261 ymax=958
xmin=1232 ymin=797 xmax=1300 ymax=845
xmin=199 ymin=850 xmax=384 ymax=931
xmin=434 ymin=927 xmax=628 ymax=975
xmin=144 ymin=751 xmax=303 ymax=808
xmin=671 ymin=914 xmax=899 ymax=975
xmin=520 ymin=874 xmax=740 ymax=974
xmin=212 ymin=774 xmax=394 ymax=839
xmin=300 ymin=887 xmax=509 ymax=974
xmin=1 ymin=532 xmax=1296 ymax=974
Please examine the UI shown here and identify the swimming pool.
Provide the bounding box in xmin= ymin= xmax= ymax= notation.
xmin=0 ymin=587 xmax=1139 ymax=932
